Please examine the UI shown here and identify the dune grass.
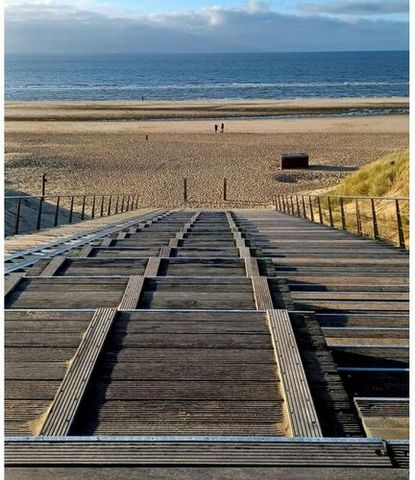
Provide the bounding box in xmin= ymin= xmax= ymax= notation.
xmin=317 ymin=150 xmax=409 ymax=247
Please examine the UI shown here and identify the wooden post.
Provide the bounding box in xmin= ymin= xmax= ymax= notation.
xmin=296 ymin=196 xmax=301 ymax=217
xmin=36 ymin=197 xmax=43 ymax=231
xmin=395 ymin=199 xmax=405 ymax=248
xmin=91 ymin=196 xmax=96 ymax=219
xmin=371 ymin=198 xmax=379 ymax=239
xmin=100 ymin=196 xmax=105 ymax=217
xmin=328 ymin=197 xmax=334 ymax=227
xmin=290 ymin=196 xmax=295 ymax=215
xmin=53 ymin=196 xmax=60 ymax=227
xmin=115 ymin=195 xmax=120 ymax=214
xmin=41 ymin=173 xmax=47 ymax=196
xmin=69 ymin=196 xmax=74 ymax=224
xmin=317 ymin=197 xmax=323 ymax=224
xmin=302 ymin=195 xmax=307 ymax=219
xmin=223 ymin=178 xmax=227 ymax=201
xmin=107 ymin=195 xmax=112 ymax=216
xmin=81 ymin=196 xmax=86 ymax=220
xmin=340 ymin=197 xmax=346 ymax=230
xmin=120 ymin=195 xmax=125 ymax=213
xmin=14 ymin=198 xmax=21 ymax=235
xmin=355 ymin=199 xmax=362 ymax=235
xmin=184 ymin=178 xmax=188 ymax=202
xmin=308 ymin=196 xmax=314 ymax=222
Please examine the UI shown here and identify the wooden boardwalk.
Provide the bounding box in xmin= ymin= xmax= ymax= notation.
xmin=4 ymin=209 xmax=409 ymax=478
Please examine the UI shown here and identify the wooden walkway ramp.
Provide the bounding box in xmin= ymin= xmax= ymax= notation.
xmin=4 ymin=209 xmax=409 ymax=479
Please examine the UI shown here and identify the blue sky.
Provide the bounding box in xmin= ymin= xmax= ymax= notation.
xmin=5 ymin=0 xmax=409 ymax=53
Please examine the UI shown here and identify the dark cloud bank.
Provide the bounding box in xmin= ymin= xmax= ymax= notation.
xmin=6 ymin=1 xmax=409 ymax=54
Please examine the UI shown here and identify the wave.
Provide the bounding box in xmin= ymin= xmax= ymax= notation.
xmin=9 ymin=81 xmax=409 ymax=91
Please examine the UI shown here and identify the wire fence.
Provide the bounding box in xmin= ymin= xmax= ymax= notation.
xmin=5 ymin=193 xmax=140 ymax=236
xmin=274 ymin=194 xmax=409 ymax=249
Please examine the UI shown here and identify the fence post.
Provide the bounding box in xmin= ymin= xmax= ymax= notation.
xmin=120 ymin=195 xmax=125 ymax=213
xmin=81 ymin=196 xmax=86 ymax=220
xmin=115 ymin=195 xmax=120 ymax=214
xmin=296 ymin=196 xmax=301 ymax=217
xmin=53 ymin=196 xmax=60 ymax=227
xmin=290 ymin=196 xmax=295 ymax=215
xmin=308 ymin=196 xmax=314 ymax=222
xmin=36 ymin=197 xmax=43 ymax=231
xmin=107 ymin=195 xmax=112 ymax=216
xmin=69 ymin=196 xmax=74 ymax=224
xmin=91 ymin=195 xmax=96 ymax=219
xmin=184 ymin=178 xmax=188 ymax=202
xmin=371 ymin=198 xmax=379 ymax=240
xmin=14 ymin=198 xmax=21 ymax=235
xmin=317 ymin=197 xmax=323 ymax=224
xmin=223 ymin=178 xmax=227 ymax=201
xmin=355 ymin=199 xmax=362 ymax=235
xmin=328 ymin=197 xmax=334 ymax=227
xmin=395 ymin=199 xmax=405 ymax=248
xmin=100 ymin=196 xmax=105 ymax=217
xmin=301 ymin=196 xmax=307 ymax=219
xmin=340 ymin=197 xmax=346 ymax=230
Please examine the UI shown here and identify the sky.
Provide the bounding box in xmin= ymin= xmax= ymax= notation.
xmin=5 ymin=0 xmax=409 ymax=54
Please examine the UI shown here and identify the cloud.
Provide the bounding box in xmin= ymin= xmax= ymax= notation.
xmin=5 ymin=0 xmax=409 ymax=54
xmin=299 ymin=0 xmax=409 ymax=15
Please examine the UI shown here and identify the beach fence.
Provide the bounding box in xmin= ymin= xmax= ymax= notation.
xmin=5 ymin=193 xmax=140 ymax=236
xmin=274 ymin=194 xmax=409 ymax=249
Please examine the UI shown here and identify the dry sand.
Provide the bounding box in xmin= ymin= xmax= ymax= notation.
xmin=5 ymin=99 xmax=409 ymax=208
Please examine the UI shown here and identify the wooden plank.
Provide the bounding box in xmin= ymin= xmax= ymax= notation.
xmin=78 ymin=245 xmax=93 ymax=257
xmin=245 ymin=257 xmax=260 ymax=277
xmin=239 ymin=246 xmax=251 ymax=258
xmin=144 ymin=258 xmax=161 ymax=277
xmin=100 ymin=238 xmax=112 ymax=247
xmin=5 ymin=274 xmax=24 ymax=297
xmin=252 ymin=276 xmax=274 ymax=310
xmin=169 ymin=238 xmax=180 ymax=247
xmin=159 ymin=247 xmax=172 ymax=258
xmin=39 ymin=308 xmax=118 ymax=436
xmin=39 ymin=256 xmax=66 ymax=277
xmin=119 ymin=276 xmax=145 ymax=310
xmin=117 ymin=232 xmax=127 ymax=240
xmin=266 ymin=309 xmax=322 ymax=437
xmin=5 ymin=438 xmax=392 ymax=467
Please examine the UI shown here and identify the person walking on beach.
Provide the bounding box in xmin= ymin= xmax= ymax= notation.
xmin=221 ymin=123 xmax=224 ymax=133
xmin=215 ymin=124 xmax=218 ymax=133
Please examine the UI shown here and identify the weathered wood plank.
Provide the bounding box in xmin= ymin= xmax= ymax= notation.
xmin=39 ymin=308 xmax=118 ymax=436
xmin=245 ymin=257 xmax=260 ymax=277
xmin=144 ymin=258 xmax=161 ymax=277
xmin=39 ymin=257 xmax=66 ymax=277
xmin=266 ymin=309 xmax=322 ymax=437
xmin=78 ymin=245 xmax=93 ymax=257
xmin=119 ymin=276 xmax=145 ymax=310
xmin=252 ymin=276 xmax=274 ymax=310
xmin=5 ymin=274 xmax=24 ymax=297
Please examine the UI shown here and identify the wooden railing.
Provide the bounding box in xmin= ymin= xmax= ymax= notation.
xmin=5 ymin=193 xmax=140 ymax=236
xmin=274 ymin=194 xmax=409 ymax=249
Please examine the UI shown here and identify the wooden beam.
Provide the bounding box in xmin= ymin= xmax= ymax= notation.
xmin=119 ymin=276 xmax=145 ymax=310
xmin=245 ymin=257 xmax=260 ymax=277
xmin=39 ymin=308 xmax=118 ymax=436
xmin=266 ymin=309 xmax=322 ymax=437
xmin=251 ymin=276 xmax=274 ymax=310
xmin=78 ymin=245 xmax=93 ymax=257
xmin=160 ymin=247 xmax=172 ymax=258
xmin=5 ymin=437 xmax=392 ymax=467
xmin=145 ymin=257 xmax=161 ymax=277
xmin=39 ymin=256 xmax=66 ymax=277
xmin=5 ymin=273 xmax=24 ymax=297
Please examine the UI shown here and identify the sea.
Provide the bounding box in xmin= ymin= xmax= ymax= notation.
xmin=5 ymin=51 xmax=409 ymax=102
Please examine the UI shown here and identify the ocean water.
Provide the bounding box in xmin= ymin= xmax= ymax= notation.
xmin=5 ymin=51 xmax=409 ymax=101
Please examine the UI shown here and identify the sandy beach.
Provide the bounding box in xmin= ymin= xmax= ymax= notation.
xmin=5 ymin=98 xmax=409 ymax=208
